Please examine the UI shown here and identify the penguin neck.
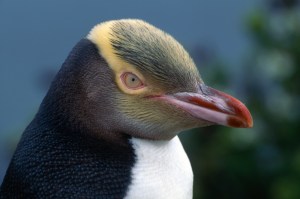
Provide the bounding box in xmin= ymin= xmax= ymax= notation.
xmin=35 ymin=39 xmax=125 ymax=144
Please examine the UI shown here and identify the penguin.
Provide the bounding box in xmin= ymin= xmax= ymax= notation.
xmin=0 ymin=19 xmax=253 ymax=199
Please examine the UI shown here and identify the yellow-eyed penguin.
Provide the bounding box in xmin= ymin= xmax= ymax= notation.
xmin=0 ymin=19 xmax=253 ymax=199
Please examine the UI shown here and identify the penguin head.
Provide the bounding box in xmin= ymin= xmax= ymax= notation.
xmin=45 ymin=19 xmax=252 ymax=141
xmin=83 ymin=19 xmax=253 ymax=140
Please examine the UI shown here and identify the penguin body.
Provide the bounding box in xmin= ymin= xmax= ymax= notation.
xmin=0 ymin=19 xmax=252 ymax=198
xmin=1 ymin=116 xmax=135 ymax=198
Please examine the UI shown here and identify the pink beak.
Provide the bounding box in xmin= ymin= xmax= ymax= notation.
xmin=156 ymin=84 xmax=253 ymax=128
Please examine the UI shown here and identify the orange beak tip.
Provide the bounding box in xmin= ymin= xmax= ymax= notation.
xmin=227 ymin=115 xmax=253 ymax=128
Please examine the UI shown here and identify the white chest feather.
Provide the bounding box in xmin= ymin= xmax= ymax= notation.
xmin=124 ymin=136 xmax=193 ymax=199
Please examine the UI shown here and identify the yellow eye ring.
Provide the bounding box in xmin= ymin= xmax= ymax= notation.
xmin=121 ymin=72 xmax=145 ymax=90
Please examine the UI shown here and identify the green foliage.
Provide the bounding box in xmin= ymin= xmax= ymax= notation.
xmin=181 ymin=2 xmax=300 ymax=199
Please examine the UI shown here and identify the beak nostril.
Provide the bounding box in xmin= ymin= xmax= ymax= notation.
xmin=198 ymin=84 xmax=213 ymax=96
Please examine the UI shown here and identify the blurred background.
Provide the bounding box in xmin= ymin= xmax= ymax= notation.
xmin=1 ymin=0 xmax=300 ymax=198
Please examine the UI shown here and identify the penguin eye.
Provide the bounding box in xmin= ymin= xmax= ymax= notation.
xmin=121 ymin=72 xmax=144 ymax=89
